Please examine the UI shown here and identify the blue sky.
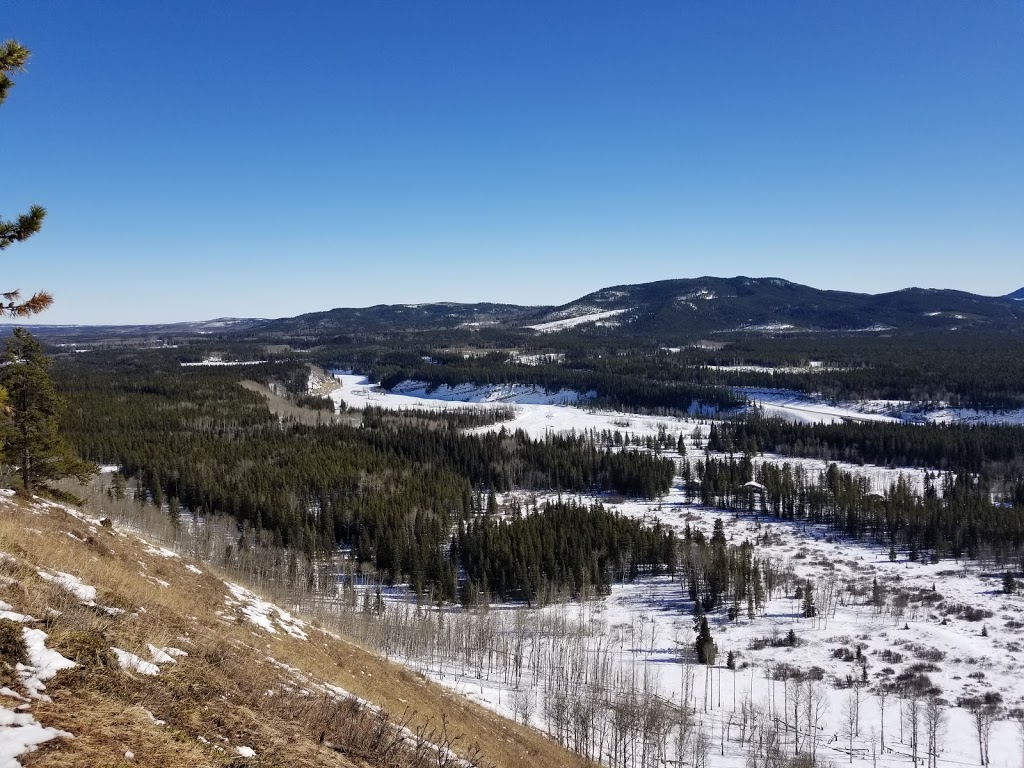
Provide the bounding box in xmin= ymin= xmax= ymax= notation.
xmin=3 ymin=1 xmax=1022 ymax=324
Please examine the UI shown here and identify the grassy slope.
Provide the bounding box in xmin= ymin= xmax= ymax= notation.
xmin=0 ymin=494 xmax=592 ymax=768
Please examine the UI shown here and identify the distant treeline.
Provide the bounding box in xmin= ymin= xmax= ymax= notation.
xmin=55 ymin=351 xmax=674 ymax=600
xmin=453 ymin=501 xmax=676 ymax=604
xmin=709 ymin=418 xmax=1024 ymax=476
xmin=319 ymin=329 xmax=1024 ymax=416
xmin=373 ymin=359 xmax=742 ymax=414
xmin=681 ymin=455 xmax=1024 ymax=565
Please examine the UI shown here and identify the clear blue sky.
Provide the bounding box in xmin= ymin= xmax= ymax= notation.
xmin=3 ymin=1 xmax=1022 ymax=324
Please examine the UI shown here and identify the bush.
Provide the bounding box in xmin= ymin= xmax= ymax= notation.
xmin=51 ymin=629 xmax=117 ymax=670
xmin=879 ymin=649 xmax=904 ymax=664
xmin=0 ymin=618 xmax=27 ymax=688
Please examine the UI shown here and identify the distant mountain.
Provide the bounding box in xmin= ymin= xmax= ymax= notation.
xmin=520 ymin=276 xmax=1024 ymax=338
xmin=23 ymin=278 xmax=1024 ymax=343
xmin=247 ymin=302 xmax=544 ymax=336
xmin=18 ymin=317 xmax=267 ymax=339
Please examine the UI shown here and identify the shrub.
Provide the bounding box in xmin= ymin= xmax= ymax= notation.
xmin=0 ymin=618 xmax=27 ymax=688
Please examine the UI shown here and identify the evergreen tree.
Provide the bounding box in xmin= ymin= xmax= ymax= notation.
xmin=802 ymin=582 xmax=817 ymax=618
xmin=0 ymin=329 xmax=94 ymax=493
xmin=1 ymin=41 xmax=52 ymax=317
xmin=871 ymin=577 xmax=884 ymax=609
xmin=695 ymin=616 xmax=717 ymax=665
xmin=1003 ymin=571 xmax=1017 ymax=594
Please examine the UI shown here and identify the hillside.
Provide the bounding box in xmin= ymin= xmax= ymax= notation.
xmin=0 ymin=492 xmax=593 ymax=768
xmin=21 ymin=277 xmax=1024 ymax=345
xmin=527 ymin=276 xmax=1024 ymax=338
xmin=240 ymin=277 xmax=1024 ymax=340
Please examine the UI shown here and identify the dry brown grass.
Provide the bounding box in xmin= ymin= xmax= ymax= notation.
xmin=0 ymin=495 xmax=594 ymax=768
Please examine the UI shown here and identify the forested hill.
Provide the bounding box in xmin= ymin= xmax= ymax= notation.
xmin=240 ymin=277 xmax=1024 ymax=340
xmin=21 ymin=277 xmax=1024 ymax=343
xmin=525 ymin=277 xmax=1024 ymax=338
xmin=1007 ymin=286 xmax=1024 ymax=300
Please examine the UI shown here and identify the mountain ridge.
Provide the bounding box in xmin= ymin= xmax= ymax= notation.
xmin=20 ymin=277 xmax=1024 ymax=340
xmin=244 ymin=276 xmax=1024 ymax=339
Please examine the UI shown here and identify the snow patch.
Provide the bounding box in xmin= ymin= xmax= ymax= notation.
xmin=143 ymin=545 xmax=179 ymax=559
xmin=0 ymin=707 xmax=72 ymax=767
xmin=526 ymin=308 xmax=630 ymax=332
xmin=147 ymin=645 xmax=176 ymax=665
xmin=111 ymin=648 xmax=160 ymax=676
xmin=18 ymin=628 xmax=77 ymax=701
xmin=37 ymin=571 xmax=97 ymax=604
xmin=225 ymin=583 xmax=308 ymax=640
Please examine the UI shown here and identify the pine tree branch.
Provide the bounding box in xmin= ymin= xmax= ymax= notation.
xmin=0 ymin=40 xmax=30 ymax=107
xmin=1 ymin=291 xmax=54 ymax=317
xmin=0 ymin=205 xmax=46 ymax=249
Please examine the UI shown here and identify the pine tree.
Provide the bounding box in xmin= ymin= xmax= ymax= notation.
xmin=695 ymin=616 xmax=717 ymax=665
xmin=1 ymin=41 xmax=52 ymax=318
xmin=802 ymin=582 xmax=817 ymax=618
xmin=0 ymin=329 xmax=94 ymax=494
xmin=1003 ymin=571 xmax=1016 ymax=594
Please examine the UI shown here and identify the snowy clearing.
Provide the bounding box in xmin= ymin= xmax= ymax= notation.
xmin=225 ymin=582 xmax=308 ymax=640
xmin=527 ymin=308 xmax=630 ymax=332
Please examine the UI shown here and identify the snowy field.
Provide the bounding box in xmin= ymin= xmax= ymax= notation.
xmin=526 ymin=308 xmax=631 ymax=332
xmin=331 ymin=373 xmax=1024 ymax=432
xmin=317 ymin=375 xmax=1024 ymax=767
xmin=370 ymin=477 xmax=1023 ymax=768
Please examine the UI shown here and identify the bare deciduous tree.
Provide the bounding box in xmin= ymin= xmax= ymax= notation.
xmin=924 ymin=697 xmax=946 ymax=768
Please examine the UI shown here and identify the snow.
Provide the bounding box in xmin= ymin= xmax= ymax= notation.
xmin=739 ymin=389 xmax=901 ymax=425
xmin=510 ymin=352 xmax=565 ymax=366
xmin=851 ymin=324 xmax=895 ymax=332
xmin=739 ymin=323 xmax=795 ymax=332
xmin=111 ymin=648 xmax=160 ymax=676
xmin=0 ymin=707 xmax=71 ymax=768
xmin=331 ymin=369 xmax=1023 ymax=438
xmin=329 ymin=374 xmax=586 ymax=414
xmin=235 ymin=746 xmax=256 ymax=757
xmin=184 ymin=564 xmax=203 ymax=575
xmin=0 ymin=602 xmax=32 ymax=624
xmin=916 ymin=406 xmax=1024 ymax=426
xmin=180 ymin=359 xmax=266 ymax=367
xmin=18 ymin=629 xmax=76 ymax=701
xmin=527 ymin=308 xmax=630 ymax=332
xmin=707 ymin=363 xmax=843 ymax=375
xmin=379 ymin=478 xmax=1024 ymax=768
xmin=390 ymin=380 xmax=583 ymax=406
xmin=309 ymin=378 xmax=1024 ymax=767
xmin=36 ymin=571 xmax=97 ymax=604
xmin=1 ymin=628 xmax=74 ymax=763
xmin=225 ymin=583 xmax=308 ymax=640
xmin=678 ymin=289 xmax=717 ymax=302
xmin=740 ymin=388 xmax=1024 ymax=427
xmin=147 ymin=645 xmax=176 ymax=665
xmin=143 ymin=545 xmax=179 ymax=559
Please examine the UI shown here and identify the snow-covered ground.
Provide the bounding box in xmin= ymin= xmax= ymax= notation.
xmin=527 ymin=308 xmax=630 ymax=332
xmin=380 ymin=478 xmax=1023 ymax=768
xmin=180 ymin=358 xmax=266 ymax=367
xmin=739 ymin=388 xmax=1024 ymax=427
xmin=315 ymin=377 xmax=1024 ymax=767
xmin=331 ymin=369 xmax=1024 ymax=430
xmin=329 ymin=374 xmax=587 ymax=411
xmin=738 ymin=389 xmax=903 ymax=425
